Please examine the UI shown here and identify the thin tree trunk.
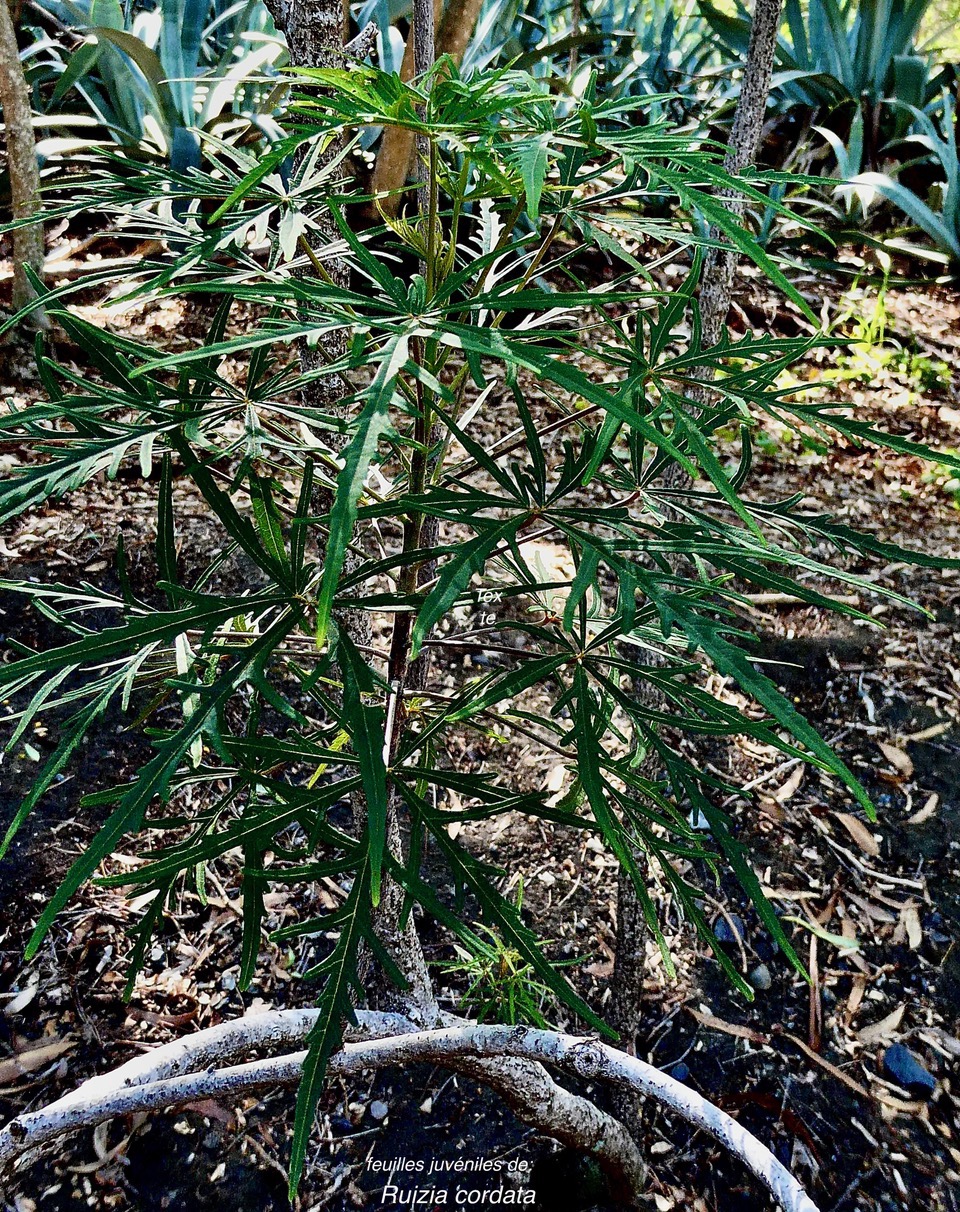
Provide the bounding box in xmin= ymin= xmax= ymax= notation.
xmin=435 ymin=0 xmax=485 ymax=63
xmin=0 ymin=0 xmax=47 ymax=326
xmin=413 ymin=0 xmax=435 ymax=217
xmin=697 ymin=0 xmax=784 ymax=347
xmin=611 ymin=0 xmax=785 ymax=1131
xmin=369 ymin=0 xmax=486 ymax=218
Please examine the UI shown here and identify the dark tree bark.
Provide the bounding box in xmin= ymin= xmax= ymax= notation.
xmin=262 ymin=0 xmax=345 ymax=72
xmin=0 ymin=0 xmax=47 ymax=326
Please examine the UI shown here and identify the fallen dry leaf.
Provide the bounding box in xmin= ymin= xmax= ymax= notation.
xmin=833 ymin=812 xmax=881 ymax=857
xmin=182 ymin=1098 xmax=236 ymax=1127
xmin=904 ymin=720 xmax=952 ymax=742
xmin=545 ymin=763 xmax=569 ymax=807
xmin=937 ymin=405 xmax=960 ymax=430
xmin=1 ymin=975 xmax=39 ymax=1016
xmin=0 ymin=1037 xmax=74 ymax=1083
xmin=774 ymin=764 xmax=805 ymax=803
xmin=921 ymin=1029 xmax=960 ymax=1058
xmin=545 ymin=765 xmax=565 ymax=793
xmin=686 ymin=1006 xmax=767 ymax=1044
xmin=857 ymin=1004 xmax=905 ymax=1046
xmin=846 ymin=973 xmax=868 ymax=1019
xmin=907 ymin=793 xmax=938 ymax=825
xmin=583 ymin=939 xmax=616 ymax=980
xmin=877 ymin=741 xmax=914 ymax=778
xmin=846 ymin=891 xmax=897 ymax=923
xmin=900 ymin=904 xmax=922 ymax=950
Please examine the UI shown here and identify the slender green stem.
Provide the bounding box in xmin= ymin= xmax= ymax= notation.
xmin=386 ymin=334 xmax=433 ymax=689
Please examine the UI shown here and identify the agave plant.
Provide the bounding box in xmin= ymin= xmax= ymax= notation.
xmin=585 ymin=0 xmax=717 ymax=106
xmin=851 ymin=89 xmax=960 ymax=265
xmin=29 ymin=0 xmax=288 ymax=169
xmin=702 ymin=0 xmax=947 ymax=171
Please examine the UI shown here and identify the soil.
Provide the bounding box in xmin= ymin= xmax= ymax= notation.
xmin=1 ymin=249 xmax=959 ymax=1212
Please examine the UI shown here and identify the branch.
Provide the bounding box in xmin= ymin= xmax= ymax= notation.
xmin=0 ymin=1013 xmax=820 ymax=1212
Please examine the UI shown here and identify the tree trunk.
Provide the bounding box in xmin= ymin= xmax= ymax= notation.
xmin=0 ymin=0 xmax=46 ymax=326
xmin=611 ymin=0 xmax=785 ymax=1131
xmin=262 ymin=0 xmax=345 ymax=72
xmin=697 ymin=0 xmax=784 ymax=347
xmin=369 ymin=0 xmax=486 ymax=218
xmin=435 ymin=0 xmax=485 ymax=63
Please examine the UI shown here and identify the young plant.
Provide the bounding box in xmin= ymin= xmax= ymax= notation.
xmin=2 ymin=58 xmax=958 ymax=1195
xmin=828 ymin=268 xmax=952 ymax=391
xmin=440 ymin=880 xmax=572 ymax=1027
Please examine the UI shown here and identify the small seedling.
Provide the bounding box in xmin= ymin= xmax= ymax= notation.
xmin=439 ymin=881 xmax=578 ymax=1028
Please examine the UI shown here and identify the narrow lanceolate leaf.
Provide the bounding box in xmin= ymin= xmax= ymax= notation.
xmin=446 ymin=654 xmax=570 ymax=723
xmin=0 ymin=423 xmax=177 ymax=524
xmin=795 ymin=515 xmax=960 ymax=571
xmin=239 ymin=840 xmax=267 ymax=990
xmin=410 ymin=517 xmax=521 ymax=660
xmin=507 ymin=132 xmax=552 ymax=222
xmin=0 ymin=594 xmax=287 ymax=687
xmin=681 ymin=774 xmax=804 ymax=976
xmin=122 ymin=880 xmax=173 ymax=1001
xmin=0 ymin=681 xmax=114 ymax=862
xmin=25 ymin=611 xmax=300 ymax=960
xmin=288 ymin=859 xmax=371 ymax=1198
xmin=562 ymin=547 xmax=600 ymax=634
xmin=655 ymin=592 xmax=875 ymax=816
xmin=338 ymin=635 xmax=389 ymax=905
xmin=167 ymin=436 xmax=292 ymax=587
xmin=156 ymin=454 xmax=178 ymax=602
xmin=671 ymin=410 xmax=765 ymax=541
xmin=248 ymin=473 xmax=288 ymax=570
xmin=316 ymin=333 xmax=409 ymax=644
xmin=291 ymin=460 xmax=315 ymax=585
xmin=209 ymin=133 xmax=304 ymax=222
